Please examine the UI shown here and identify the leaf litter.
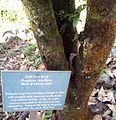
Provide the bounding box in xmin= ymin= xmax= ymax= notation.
xmin=89 ymin=42 xmax=116 ymax=120
xmin=0 ymin=25 xmax=116 ymax=120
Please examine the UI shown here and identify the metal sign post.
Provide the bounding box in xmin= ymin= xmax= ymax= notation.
xmin=1 ymin=71 xmax=71 ymax=119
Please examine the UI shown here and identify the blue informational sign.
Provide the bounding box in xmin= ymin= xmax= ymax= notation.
xmin=1 ymin=71 xmax=71 ymax=112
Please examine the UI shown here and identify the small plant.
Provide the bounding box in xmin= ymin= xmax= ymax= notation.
xmin=23 ymin=43 xmax=37 ymax=56
xmin=33 ymin=57 xmax=42 ymax=68
xmin=32 ymin=54 xmax=40 ymax=61
xmin=68 ymin=4 xmax=87 ymax=28
xmin=42 ymin=111 xmax=52 ymax=120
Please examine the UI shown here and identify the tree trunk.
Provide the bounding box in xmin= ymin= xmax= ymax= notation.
xmin=21 ymin=0 xmax=68 ymax=70
xmin=61 ymin=0 xmax=116 ymax=120
xmin=76 ymin=0 xmax=116 ymax=108
xmin=52 ymin=0 xmax=76 ymax=60
xmin=21 ymin=0 xmax=116 ymax=120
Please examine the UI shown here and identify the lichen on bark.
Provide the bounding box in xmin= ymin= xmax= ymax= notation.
xmin=22 ymin=0 xmax=68 ymax=70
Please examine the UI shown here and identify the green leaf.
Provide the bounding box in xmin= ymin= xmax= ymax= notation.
xmin=112 ymin=118 xmax=116 ymax=120
xmin=68 ymin=4 xmax=87 ymax=28
xmin=32 ymin=54 xmax=40 ymax=61
xmin=72 ymin=14 xmax=80 ymax=28
xmin=30 ymin=43 xmax=37 ymax=49
xmin=42 ymin=111 xmax=52 ymax=120
xmin=23 ymin=46 xmax=30 ymax=56
xmin=22 ymin=43 xmax=37 ymax=56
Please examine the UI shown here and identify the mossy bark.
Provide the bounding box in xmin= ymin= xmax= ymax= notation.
xmin=21 ymin=0 xmax=68 ymax=70
xmin=62 ymin=0 xmax=116 ymax=120
xmin=21 ymin=0 xmax=116 ymax=120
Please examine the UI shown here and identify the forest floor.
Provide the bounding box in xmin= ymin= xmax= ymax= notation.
xmin=0 ymin=24 xmax=116 ymax=120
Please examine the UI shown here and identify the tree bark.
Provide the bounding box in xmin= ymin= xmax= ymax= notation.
xmin=62 ymin=0 xmax=116 ymax=120
xmin=21 ymin=0 xmax=116 ymax=120
xmin=21 ymin=0 xmax=68 ymax=70
xmin=76 ymin=0 xmax=116 ymax=108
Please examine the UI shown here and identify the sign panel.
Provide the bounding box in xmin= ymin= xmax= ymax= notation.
xmin=1 ymin=71 xmax=71 ymax=112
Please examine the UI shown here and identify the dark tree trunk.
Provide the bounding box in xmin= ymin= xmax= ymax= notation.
xmin=21 ymin=0 xmax=116 ymax=120
xmin=52 ymin=0 xmax=76 ymax=60
xmin=52 ymin=0 xmax=75 ymax=14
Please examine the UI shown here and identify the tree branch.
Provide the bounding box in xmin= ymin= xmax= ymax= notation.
xmin=75 ymin=0 xmax=116 ymax=114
